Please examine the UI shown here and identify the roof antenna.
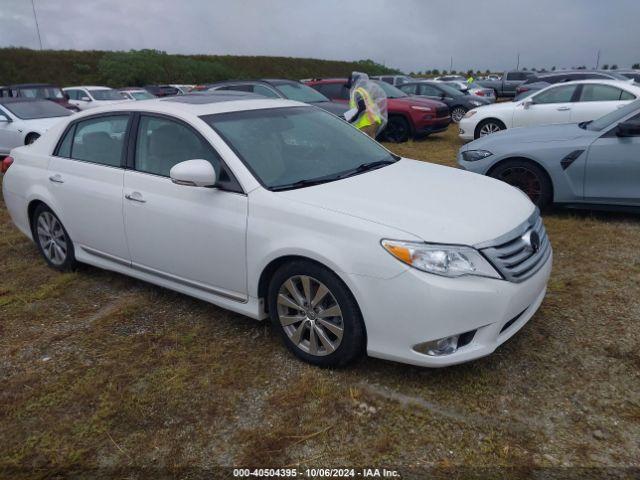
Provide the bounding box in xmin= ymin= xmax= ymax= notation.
xmin=31 ymin=0 xmax=43 ymax=50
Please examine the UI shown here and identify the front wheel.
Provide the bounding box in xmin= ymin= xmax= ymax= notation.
xmin=268 ymin=260 xmax=365 ymax=367
xmin=451 ymin=106 xmax=467 ymax=123
xmin=381 ymin=116 xmax=411 ymax=143
xmin=475 ymin=119 xmax=505 ymax=139
xmin=489 ymin=160 xmax=553 ymax=209
xmin=32 ymin=204 xmax=77 ymax=271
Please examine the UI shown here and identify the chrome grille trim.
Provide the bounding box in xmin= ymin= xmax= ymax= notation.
xmin=477 ymin=210 xmax=551 ymax=283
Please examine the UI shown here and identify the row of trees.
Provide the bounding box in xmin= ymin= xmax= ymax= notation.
xmin=0 ymin=48 xmax=400 ymax=87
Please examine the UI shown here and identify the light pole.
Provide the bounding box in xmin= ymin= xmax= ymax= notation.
xmin=31 ymin=0 xmax=43 ymax=50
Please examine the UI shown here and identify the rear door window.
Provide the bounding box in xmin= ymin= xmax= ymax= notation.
xmin=63 ymin=115 xmax=130 ymax=167
xmin=533 ymin=85 xmax=578 ymax=104
xmin=580 ymin=84 xmax=630 ymax=102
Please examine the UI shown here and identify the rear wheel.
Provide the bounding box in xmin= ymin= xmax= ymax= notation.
xmin=268 ymin=260 xmax=365 ymax=367
xmin=382 ymin=116 xmax=411 ymax=143
xmin=451 ymin=106 xmax=467 ymax=123
xmin=31 ymin=204 xmax=77 ymax=271
xmin=489 ymin=160 xmax=552 ymax=209
xmin=475 ymin=119 xmax=505 ymax=139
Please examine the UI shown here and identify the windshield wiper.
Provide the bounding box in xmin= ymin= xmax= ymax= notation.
xmin=270 ymin=177 xmax=337 ymax=191
xmin=335 ymin=159 xmax=397 ymax=180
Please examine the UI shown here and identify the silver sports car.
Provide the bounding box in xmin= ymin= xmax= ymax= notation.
xmin=458 ymin=100 xmax=640 ymax=210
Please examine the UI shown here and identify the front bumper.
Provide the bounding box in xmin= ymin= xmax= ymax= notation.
xmin=414 ymin=116 xmax=451 ymax=137
xmin=347 ymin=251 xmax=552 ymax=368
xmin=458 ymin=118 xmax=476 ymax=141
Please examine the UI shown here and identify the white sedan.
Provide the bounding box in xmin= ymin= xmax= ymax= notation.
xmin=2 ymin=94 xmax=552 ymax=368
xmin=459 ymin=80 xmax=640 ymax=141
xmin=63 ymin=86 xmax=131 ymax=110
xmin=0 ymin=98 xmax=72 ymax=156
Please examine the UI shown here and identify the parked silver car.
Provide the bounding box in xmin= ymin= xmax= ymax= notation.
xmin=458 ymin=100 xmax=640 ymax=210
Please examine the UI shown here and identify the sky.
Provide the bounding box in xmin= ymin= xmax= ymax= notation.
xmin=1 ymin=0 xmax=639 ymax=73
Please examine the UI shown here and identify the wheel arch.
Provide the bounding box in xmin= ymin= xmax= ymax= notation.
xmin=474 ymin=117 xmax=507 ymax=138
xmin=24 ymin=132 xmax=41 ymax=145
xmin=486 ymin=156 xmax=555 ymax=201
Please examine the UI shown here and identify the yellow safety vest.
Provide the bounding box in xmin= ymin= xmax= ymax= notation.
xmin=349 ymin=86 xmax=382 ymax=130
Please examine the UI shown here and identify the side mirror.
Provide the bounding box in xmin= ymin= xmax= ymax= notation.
xmin=80 ymin=96 xmax=91 ymax=102
xmin=616 ymin=121 xmax=640 ymax=137
xmin=63 ymin=93 xmax=70 ymax=100
xmin=522 ymin=99 xmax=534 ymax=109
xmin=170 ymin=159 xmax=217 ymax=187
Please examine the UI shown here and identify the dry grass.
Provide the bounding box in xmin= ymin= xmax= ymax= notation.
xmin=1 ymin=126 xmax=639 ymax=477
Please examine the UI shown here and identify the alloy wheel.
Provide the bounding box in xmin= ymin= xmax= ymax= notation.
xmin=451 ymin=107 xmax=466 ymax=123
xmin=498 ymin=166 xmax=542 ymax=203
xmin=479 ymin=122 xmax=503 ymax=136
xmin=276 ymin=275 xmax=344 ymax=356
xmin=36 ymin=212 xmax=68 ymax=266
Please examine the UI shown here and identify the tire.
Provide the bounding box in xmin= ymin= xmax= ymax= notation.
xmin=267 ymin=260 xmax=365 ymax=367
xmin=31 ymin=204 xmax=77 ymax=271
xmin=475 ymin=119 xmax=506 ymax=139
xmin=451 ymin=106 xmax=467 ymax=123
xmin=493 ymin=89 xmax=499 ymax=99
xmin=382 ymin=115 xmax=411 ymax=143
xmin=489 ymin=160 xmax=553 ymax=209
xmin=25 ymin=133 xmax=40 ymax=145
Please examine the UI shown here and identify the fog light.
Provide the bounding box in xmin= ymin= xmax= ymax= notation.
xmin=414 ymin=335 xmax=459 ymax=356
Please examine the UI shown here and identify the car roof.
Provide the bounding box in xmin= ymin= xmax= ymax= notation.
xmin=9 ymin=83 xmax=59 ymax=88
xmin=63 ymin=93 xmax=302 ymax=118
xmin=63 ymin=86 xmax=112 ymax=90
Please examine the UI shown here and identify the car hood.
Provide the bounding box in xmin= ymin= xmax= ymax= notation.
xmin=310 ymin=101 xmax=349 ymax=115
xmin=463 ymin=122 xmax=596 ymax=149
xmin=277 ymin=158 xmax=534 ymax=246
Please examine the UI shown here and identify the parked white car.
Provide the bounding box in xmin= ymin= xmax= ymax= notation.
xmin=459 ymin=80 xmax=640 ymax=140
xmin=63 ymin=86 xmax=130 ymax=110
xmin=0 ymin=98 xmax=72 ymax=155
xmin=118 ymin=89 xmax=157 ymax=101
xmin=1 ymin=94 xmax=552 ymax=368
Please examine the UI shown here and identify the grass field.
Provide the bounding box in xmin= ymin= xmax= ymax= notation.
xmin=1 ymin=126 xmax=639 ymax=477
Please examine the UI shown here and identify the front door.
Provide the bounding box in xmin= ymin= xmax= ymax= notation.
xmin=512 ymin=84 xmax=578 ymax=128
xmin=584 ymin=112 xmax=640 ymax=205
xmin=123 ymin=113 xmax=248 ymax=300
xmin=47 ymin=113 xmax=131 ymax=261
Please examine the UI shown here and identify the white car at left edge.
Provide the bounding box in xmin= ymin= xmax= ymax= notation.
xmin=459 ymin=80 xmax=640 ymax=141
xmin=0 ymin=98 xmax=72 ymax=155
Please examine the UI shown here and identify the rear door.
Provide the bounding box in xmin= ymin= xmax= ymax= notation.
xmin=584 ymin=111 xmax=640 ymax=205
xmin=122 ymin=113 xmax=248 ymax=300
xmin=47 ymin=113 xmax=131 ymax=262
xmin=512 ymin=84 xmax=578 ymax=128
xmin=570 ymin=84 xmax=636 ymax=124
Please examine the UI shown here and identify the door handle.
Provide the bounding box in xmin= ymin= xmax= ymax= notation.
xmin=557 ymin=106 xmax=571 ymax=111
xmin=125 ymin=192 xmax=146 ymax=203
xmin=48 ymin=174 xmax=64 ymax=184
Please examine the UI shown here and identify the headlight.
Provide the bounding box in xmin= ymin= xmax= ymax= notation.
xmin=411 ymin=105 xmax=433 ymax=112
xmin=469 ymin=100 xmax=482 ymax=107
xmin=464 ymin=110 xmax=477 ymax=119
xmin=461 ymin=150 xmax=493 ymax=162
xmin=381 ymin=240 xmax=501 ymax=279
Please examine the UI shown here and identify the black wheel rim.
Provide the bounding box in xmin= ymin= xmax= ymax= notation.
xmin=498 ymin=166 xmax=542 ymax=203
xmin=385 ymin=119 xmax=408 ymax=142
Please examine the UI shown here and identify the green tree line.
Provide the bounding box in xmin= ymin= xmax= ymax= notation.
xmin=0 ymin=48 xmax=399 ymax=87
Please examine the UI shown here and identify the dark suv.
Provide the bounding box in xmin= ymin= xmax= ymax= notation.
xmin=0 ymin=83 xmax=79 ymax=111
xmin=305 ymin=78 xmax=450 ymax=142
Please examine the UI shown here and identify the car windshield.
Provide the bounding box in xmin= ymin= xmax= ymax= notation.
xmin=273 ymin=82 xmax=330 ymax=103
xmin=435 ymin=83 xmax=464 ymax=97
xmin=586 ymin=99 xmax=640 ymax=131
xmin=18 ymin=86 xmax=64 ymax=99
xmin=89 ymin=89 xmax=124 ymax=101
xmin=374 ymin=81 xmax=407 ymax=98
xmin=202 ymin=106 xmax=397 ymax=190
xmin=131 ymin=91 xmax=156 ymax=100
xmin=2 ymin=100 xmax=72 ymax=119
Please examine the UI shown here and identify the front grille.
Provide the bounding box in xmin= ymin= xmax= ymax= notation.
xmin=436 ymin=106 xmax=450 ymax=118
xmin=479 ymin=211 xmax=551 ymax=283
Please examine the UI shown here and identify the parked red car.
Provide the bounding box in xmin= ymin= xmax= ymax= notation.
xmin=304 ymin=78 xmax=451 ymax=142
xmin=0 ymin=83 xmax=80 ymax=112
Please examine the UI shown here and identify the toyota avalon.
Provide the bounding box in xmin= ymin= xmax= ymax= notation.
xmin=1 ymin=93 xmax=552 ymax=368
